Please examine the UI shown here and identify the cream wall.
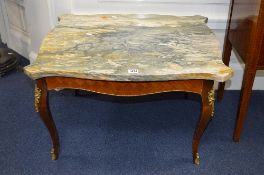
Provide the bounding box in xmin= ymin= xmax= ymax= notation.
xmin=0 ymin=0 xmax=263 ymax=89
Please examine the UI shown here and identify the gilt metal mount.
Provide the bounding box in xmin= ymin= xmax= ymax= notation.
xmin=208 ymin=89 xmax=215 ymax=117
xmin=51 ymin=148 xmax=57 ymax=160
xmin=194 ymin=153 xmax=200 ymax=165
xmin=34 ymin=85 xmax=41 ymax=112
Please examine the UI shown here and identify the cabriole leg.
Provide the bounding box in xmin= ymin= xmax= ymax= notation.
xmin=192 ymin=80 xmax=214 ymax=165
xmin=35 ymin=78 xmax=60 ymax=160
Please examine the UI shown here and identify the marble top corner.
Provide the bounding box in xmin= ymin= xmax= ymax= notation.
xmin=24 ymin=14 xmax=233 ymax=82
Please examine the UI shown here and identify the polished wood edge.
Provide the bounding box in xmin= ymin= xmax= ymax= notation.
xmin=257 ymin=65 xmax=264 ymax=70
xmin=44 ymin=77 xmax=206 ymax=96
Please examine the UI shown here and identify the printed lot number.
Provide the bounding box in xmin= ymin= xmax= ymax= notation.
xmin=128 ymin=69 xmax=139 ymax=74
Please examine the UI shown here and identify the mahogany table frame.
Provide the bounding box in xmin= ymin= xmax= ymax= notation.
xmin=34 ymin=77 xmax=215 ymax=165
xmin=217 ymin=0 xmax=264 ymax=142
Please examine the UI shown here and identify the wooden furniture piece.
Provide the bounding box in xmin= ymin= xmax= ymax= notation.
xmin=218 ymin=0 xmax=264 ymax=142
xmin=24 ymin=14 xmax=233 ymax=165
xmin=36 ymin=78 xmax=215 ymax=165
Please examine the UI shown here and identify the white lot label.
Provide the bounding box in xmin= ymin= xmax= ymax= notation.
xmin=128 ymin=69 xmax=139 ymax=74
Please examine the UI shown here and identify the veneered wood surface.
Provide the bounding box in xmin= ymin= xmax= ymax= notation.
xmin=228 ymin=0 xmax=263 ymax=68
xmin=46 ymin=77 xmax=204 ymax=96
xmin=219 ymin=0 xmax=264 ymax=141
xmin=258 ymin=41 xmax=264 ymax=68
xmin=36 ymin=77 xmax=214 ymax=164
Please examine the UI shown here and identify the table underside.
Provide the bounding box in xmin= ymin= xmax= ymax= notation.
xmin=35 ymin=77 xmax=215 ymax=165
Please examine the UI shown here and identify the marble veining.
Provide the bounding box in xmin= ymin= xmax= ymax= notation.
xmin=24 ymin=14 xmax=233 ymax=82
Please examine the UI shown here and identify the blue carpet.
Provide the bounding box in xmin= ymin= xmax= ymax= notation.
xmin=0 ymin=57 xmax=264 ymax=174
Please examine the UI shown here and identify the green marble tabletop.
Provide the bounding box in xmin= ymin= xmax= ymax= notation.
xmin=24 ymin=14 xmax=233 ymax=82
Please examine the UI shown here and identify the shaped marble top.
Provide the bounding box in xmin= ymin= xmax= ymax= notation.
xmin=24 ymin=14 xmax=233 ymax=82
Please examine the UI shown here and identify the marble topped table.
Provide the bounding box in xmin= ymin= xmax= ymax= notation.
xmin=24 ymin=14 xmax=233 ymax=165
